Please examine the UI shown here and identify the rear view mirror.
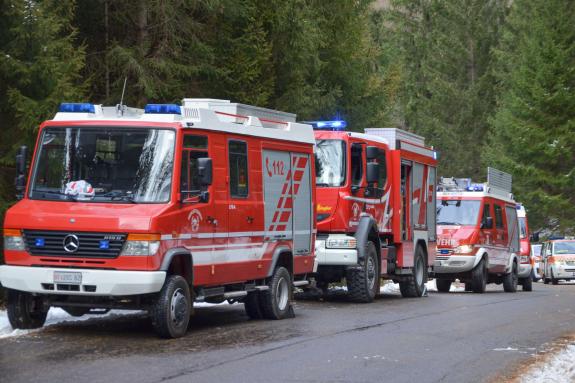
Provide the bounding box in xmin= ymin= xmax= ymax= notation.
xmin=530 ymin=232 xmax=540 ymax=243
xmin=366 ymin=162 xmax=379 ymax=184
xmin=366 ymin=146 xmax=379 ymax=161
xmin=197 ymin=158 xmax=213 ymax=186
xmin=15 ymin=145 xmax=28 ymax=199
xmin=481 ymin=216 xmax=493 ymax=229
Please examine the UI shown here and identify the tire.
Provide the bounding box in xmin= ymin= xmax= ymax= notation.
xmin=347 ymin=241 xmax=380 ymax=303
xmin=503 ymin=261 xmax=518 ymax=293
xmin=151 ymin=275 xmax=192 ymax=339
xmin=436 ymin=279 xmax=452 ymax=293
xmin=62 ymin=307 xmax=91 ymax=317
xmin=531 ymin=270 xmax=540 ymax=283
xmin=260 ymin=266 xmax=293 ymax=320
xmin=7 ymin=289 xmax=48 ymax=329
xmin=470 ymin=258 xmax=487 ymax=293
xmin=522 ymin=276 xmax=533 ymax=292
xmin=551 ymin=270 xmax=559 ymax=285
xmin=399 ymin=246 xmax=427 ymax=298
xmin=244 ymin=291 xmax=263 ymax=320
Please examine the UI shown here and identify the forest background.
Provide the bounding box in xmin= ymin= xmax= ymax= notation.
xmin=0 ymin=0 xmax=573 ymax=281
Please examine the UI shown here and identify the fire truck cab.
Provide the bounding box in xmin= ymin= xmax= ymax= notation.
xmin=435 ymin=168 xmax=523 ymax=293
xmin=312 ymin=124 xmax=438 ymax=302
xmin=0 ymin=99 xmax=316 ymax=338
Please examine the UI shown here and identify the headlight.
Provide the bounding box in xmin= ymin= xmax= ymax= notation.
xmin=455 ymin=245 xmax=474 ymax=254
xmin=519 ymin=255 xmax=530 ymax=263
xmin=326 ymin=236 xmax=357 ymax=249
xmin=120 ymin=234 xmax=161 ymax=256
xmin=4 ymin=229 xmax=25 ymax=251
xmin=554 ymin=260 xmax=564 ymax=266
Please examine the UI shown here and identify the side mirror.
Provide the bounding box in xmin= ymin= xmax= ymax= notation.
xmin=366 ymin=146 xmax=379 ymax=161
xmin=15 ymin=145 xmax=28 ymax=199
xmin=366 ymin=162 xmax=379 ymax=184
xmin=530 ymin=233 xmax=540 ymax=243
xmin=481 ymin=216 xmax=493 ymax=229
xmin=197 ymin=157 xmax=213 ymax=186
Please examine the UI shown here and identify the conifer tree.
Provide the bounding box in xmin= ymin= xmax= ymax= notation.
xmin=485 ymin=0 xmax=575 ymax=232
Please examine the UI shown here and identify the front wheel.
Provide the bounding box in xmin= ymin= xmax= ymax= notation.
xmin=151 ymin=275 xmax=192 ymax=339
xmin=551 ymin=270 xmax=559 ymax=285
xmin=521 ymin=276 xmax=533 ymax=292
xmin=260 ymin=266 xmax=293 ymax=320
xmin=470 ymin=258 xmax=487 ymax=293
xmin=399 ymin=246 xmax=427 ymax=298
xmin=347 ymin=241 xmax=379 ymax=303
xmin=7 ymin=289 xmax=48 ymax=329
xmin=503 ymin=262 xmax=518 ymax=293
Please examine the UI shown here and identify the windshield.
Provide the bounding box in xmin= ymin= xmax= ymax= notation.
xmin=531 ymin=244 xmax=542 ymax=256
xmin=436 ymin=200 xmax=481 ymax=226
xmin=554 ymin=241 xmax=575 ymax=255
xmin=30 ymin=127 xmax=175 ymax=203
xmin=519 ymin=217 xmax=527 ymax=239
xmin=315 ymin=140 xmax=346 ymax=187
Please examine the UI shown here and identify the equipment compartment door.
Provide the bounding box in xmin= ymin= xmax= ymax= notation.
xmin=262 ymin=150 xmax=293 ymax=241
xmin=290 ymin=153 xmax=312 ymax=255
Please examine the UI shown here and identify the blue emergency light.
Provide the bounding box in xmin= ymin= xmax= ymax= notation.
xmin=144 ymin=104 xmax=181 ymax=115
xmin=59 ymin=103 xmax=95 ymax=113
xmin=35 ymin=238 xmax=45 ymax=247
xmin=308 ymin=120 xmax=347 ymax=131
xmin=99 ymin=240 xmax=110 ymax=250
xmin=466 ymin=184 xmax=484 ymax=192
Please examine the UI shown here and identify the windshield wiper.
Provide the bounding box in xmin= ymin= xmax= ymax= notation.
xmin=316 ymin=183 xmax=332 ymax=187
xmin=101 ymin=191 xmax=137 ymax=203
xmin=437 ymin=221 xmax=463 ymax=225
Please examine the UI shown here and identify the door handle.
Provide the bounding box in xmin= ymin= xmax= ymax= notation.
xmin=247 ymin=216 xmax=254 ymax=224
xmin=207 ymin=216 xmax=218 ymax=226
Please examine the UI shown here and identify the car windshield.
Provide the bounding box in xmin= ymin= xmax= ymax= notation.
xmin=436 ymin=200 xmax=481 ymax=226
xmin=554 ymin=241 xmax=575 ymax=255
xmin=531 ymin=244 xmax=542 ymax=256
xmin=30 ymin=127 xmax=175 ymax=203
xmin=315 ymin=139 xmax=346 ymax=187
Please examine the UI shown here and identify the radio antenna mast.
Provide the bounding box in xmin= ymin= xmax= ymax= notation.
xmin=117 ymin=76 xmax=128 ymax=116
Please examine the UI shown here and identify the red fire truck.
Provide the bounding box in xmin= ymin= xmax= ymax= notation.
xmin=312 ymin=123 xmax=438 ymax=302
xmin=0 ymin=99 xmax=316 ymax=338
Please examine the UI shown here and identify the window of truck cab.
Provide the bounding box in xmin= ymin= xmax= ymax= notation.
xmin=228 ymin=140 xmax=249 ymax=198
xmin=181 ymin=134 xmax=208 ymax=200
xmin=29 ymin=126 xmax=176 ymax=203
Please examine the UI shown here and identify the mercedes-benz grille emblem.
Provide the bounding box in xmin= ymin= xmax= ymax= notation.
xmin=63 ymin=234 xmax=80 ymax=253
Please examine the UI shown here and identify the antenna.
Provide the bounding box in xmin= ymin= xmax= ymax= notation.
xmin=117 ymin=76 xmax=128 ymax=117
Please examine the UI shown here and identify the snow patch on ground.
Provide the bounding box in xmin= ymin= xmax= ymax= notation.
xmin=0 ymin=308 xmax=141 ymax=339
xmin=520 ymin=343 xmax=575 ymax=383
xmin=380 ymin=279 xmax=466 ymax=295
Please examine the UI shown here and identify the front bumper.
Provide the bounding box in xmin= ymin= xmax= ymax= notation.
xmin=518 ymin=263 xmax=532 ymax=279
xmin=0 ymin=265 xmax=166 ymax=296
xmin=550 ymin=265 xmax=575 ymax=280
xmin=315 ymin=237 xmax=358 ymax=266
xmin=433 ymin=255 xmax=476 ymax=274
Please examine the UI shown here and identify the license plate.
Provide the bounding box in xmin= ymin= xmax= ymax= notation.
xmin=54 ymin=271 xmax=82 ymax=284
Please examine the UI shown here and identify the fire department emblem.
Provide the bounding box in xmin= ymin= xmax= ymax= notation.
xmin=352 ymin=203 xmax=360 ymax=220
xmin=188 ymin=209 xmax=203 ymax=232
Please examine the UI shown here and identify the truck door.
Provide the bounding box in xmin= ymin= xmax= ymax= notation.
xmin=178 ymin=133 xmax=227 ymax=273
xmin=349 ymin=142 xmax=364 ymax=229
xmin=493 ymin=202 xmax=507 ymax=270
xmin=226 ymin=138 xmax=258 ymax=269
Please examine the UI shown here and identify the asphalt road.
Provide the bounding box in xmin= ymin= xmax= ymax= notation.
xmin=2 ymin=282 xmax=575 ymax=383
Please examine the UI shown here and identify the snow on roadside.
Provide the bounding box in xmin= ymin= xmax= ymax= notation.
xmin=0 ymin=308 xmax=142 ymax=339
xmin=519 ymin=343 xmax=575 ymax=383
xmin=380 ymin=279 xmax=466 ymax=295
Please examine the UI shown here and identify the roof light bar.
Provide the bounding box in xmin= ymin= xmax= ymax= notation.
xmin=144 ymin=104 xmax=181 ymax=115
xmin=466 ymin=184 xmax=484 ymax=192
xmin=59 ymin=103 xmax=95 ymax=113
xmin=308 ymin=120 xmax=347 ymax=131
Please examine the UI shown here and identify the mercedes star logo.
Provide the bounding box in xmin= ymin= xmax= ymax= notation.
xmin=63 ymin=234 xmax=80 ymax=253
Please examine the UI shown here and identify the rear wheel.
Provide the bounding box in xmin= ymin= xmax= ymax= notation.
xmin=503 ymin=261 xmax=518 ymax=293
xmin=151 ymin=275 xmax=192 ymax=338
xmin=399 ymin=246 xmax=427 ymax=298
xmin=436 ymin=279 xmax=452 ymax=293
xmin=470 ymin=258 xmax=487 ymax=293
xmin=347 ymin=241 xmax=379 ymax=303
xmin=260 ymin=266 xmax=293 ymax=320
xmin=7 ymin=289 xmax=48 ymax=329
